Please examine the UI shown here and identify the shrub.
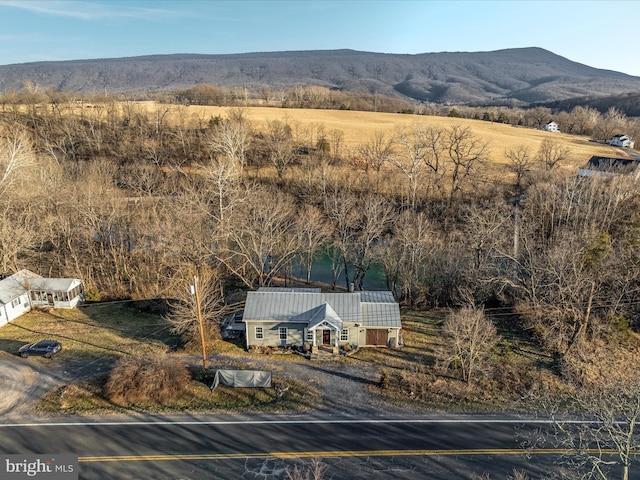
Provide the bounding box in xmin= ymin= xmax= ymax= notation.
xmin=84 ymin=288 xmax=101 ymax=302
xmin=104 ymin=354 xmax=190 ymax=405
xmin=379 ymin=369 xmax=391 ymax=389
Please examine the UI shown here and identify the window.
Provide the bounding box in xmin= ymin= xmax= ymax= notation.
xmin=255 ymin=327 xmax=264 ymax=340
xmin=340 ymin=329 xmax=349 ymax=342
xmin=279 ymin=327 xmax=288 ymax=341
xmin=11 ymin=297 xmax=21 ymax=308
xmin=306 ymin=329 xmax=314 ymax=342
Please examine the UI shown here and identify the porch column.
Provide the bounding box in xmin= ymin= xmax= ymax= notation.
xmin=311 ymin=327 xmax=318 ymax=354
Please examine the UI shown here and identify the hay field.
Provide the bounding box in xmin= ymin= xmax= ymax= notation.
xmin=182 ymin=105 xmax=622 ymax=169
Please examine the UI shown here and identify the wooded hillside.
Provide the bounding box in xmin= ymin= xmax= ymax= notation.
xmin=2 ymin=47 xmax=640 ymax=107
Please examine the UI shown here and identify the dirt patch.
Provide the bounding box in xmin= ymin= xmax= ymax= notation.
xmin=0 ymin=352 xmax=63 ymax=418
xmin=209 ymin=351 xmax=408 ymax=417
xmin=0 ymin=351 xmax=114 ymax=420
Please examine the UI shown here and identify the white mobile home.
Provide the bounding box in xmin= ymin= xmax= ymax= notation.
xmin=0 ymin=269 xmax=83 ymax=327
xmin=0 ymin=272 xmax=33 ymax=326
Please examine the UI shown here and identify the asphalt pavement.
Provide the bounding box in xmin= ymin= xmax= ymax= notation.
xmin=0 ymin=415 xmax=571 ymax=479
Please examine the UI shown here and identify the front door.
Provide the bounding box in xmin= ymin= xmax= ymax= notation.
xmin=322 ymin=329 xmax=331 ymax=345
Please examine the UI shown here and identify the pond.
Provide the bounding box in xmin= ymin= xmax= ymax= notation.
xmin=289 ymin=251 xmax=388 ymax=291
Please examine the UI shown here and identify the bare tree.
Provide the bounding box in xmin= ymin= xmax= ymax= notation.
xmin=357 ymin=131 xmax=394 ymax=192
xmin=595 ymin=107 xmax=627 ymax=143
xmin=324 ymin=190 xmax=358 ymax=290
xmin=165 ymin=265 xmax=228 ymax=347
xmin=329 ymin=128 xmax=344 ymax=160
xmin=537 ymin=138 xmax=571 ymax=170
xmin=0 ymin=203 xmax=37 ymax=273
xmin=544 ymin=378 xmax=640 ymax=480
xmin=350 ymin=194 xmax=396 ymax=290
xmin=266 ymin=119 xmax=295 ymax=180
xmin=208 ymin=114 xmax=250 ymax=172
xmin=296 ymin=204 xmax=333 ymax=284
xmin=286 ymin=457 xmax=327 ymax=480
xmin=377 ymin=209 xmax=435 ymax=303
xmin=0 ymin=127 xmax=36 ymax=195
xmin=390 ymin=125 xmax=429 ymax=209
xmin=505 ymin=144 xmax=534 ymax=187
xmin=441 ymin=306 xmax=498 ymax=383
xmin=524 ymin=106 xmax=552 ymax=130
xmin=444 ymin=124 xmax=489 ymax=204
xmin=220 ymin=186 xmax=301 ymax=288
xmin=511 ymin=176 xmax=638 ymax=358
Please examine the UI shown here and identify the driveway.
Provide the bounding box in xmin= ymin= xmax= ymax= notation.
xmin=0 ymin=349 xmax=408 ymax=421
xmin=0 ymin=352 xmax=62 ymax=418
xmin=0 ymin=351 xmax=113 ymax=420
xmin=213 ymin=352 xmax=401 ymax=417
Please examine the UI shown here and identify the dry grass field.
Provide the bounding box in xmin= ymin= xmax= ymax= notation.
xmin=61 ymin=101 xmax=628 ymax=174
xmin=177 ymin=105 xmax=622 ymax=170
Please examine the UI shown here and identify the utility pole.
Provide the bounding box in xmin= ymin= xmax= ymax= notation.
xmin=191 ymin=275 xmax=207 ymax=370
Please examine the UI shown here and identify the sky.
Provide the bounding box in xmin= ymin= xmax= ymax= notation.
xmin=0 ymin=0 xmax=639 ymax=76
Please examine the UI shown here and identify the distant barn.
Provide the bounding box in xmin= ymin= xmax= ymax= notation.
xmin=577 ymin=156 xmax=640 ymax=178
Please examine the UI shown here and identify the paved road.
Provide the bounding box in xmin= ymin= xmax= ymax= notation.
xmin=0 ymin=415 xmax=570 ymax=479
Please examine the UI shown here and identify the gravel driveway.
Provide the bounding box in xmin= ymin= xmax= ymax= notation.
xmin=0 ymin=352 xmax=63 ymax=418
xmin=0 ymin=351 xmax=113 ymax=420
xmin=0 ymin=349 xmax=406 ymax=421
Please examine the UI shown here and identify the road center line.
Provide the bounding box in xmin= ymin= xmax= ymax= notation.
xmin=79 ymin=448 xmax=636 ymax=463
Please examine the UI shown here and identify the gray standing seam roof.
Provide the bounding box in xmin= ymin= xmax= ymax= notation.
xmin=244 ymin=290 xmax=400 ymax=328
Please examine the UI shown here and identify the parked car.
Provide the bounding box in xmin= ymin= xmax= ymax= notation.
xmin=222 ymin=310 xmax=245 ymax=339
xmin=18 ymin=340 xmax=62 ymax=358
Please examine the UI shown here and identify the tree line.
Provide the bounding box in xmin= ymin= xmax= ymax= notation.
xmin=3 ymin=92 xmax=640 ymax=477
xmin=0 ymin=94 xmax=639 ymax=357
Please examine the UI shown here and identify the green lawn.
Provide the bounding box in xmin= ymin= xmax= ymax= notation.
xmin=0 ymin=303 xmax=177 ymax=359
xmin=1 ymin=303 xmax=320 ymax=415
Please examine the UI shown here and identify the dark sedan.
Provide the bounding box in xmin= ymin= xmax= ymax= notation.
xmin=18 ymin=340 xmax=62 ymax=358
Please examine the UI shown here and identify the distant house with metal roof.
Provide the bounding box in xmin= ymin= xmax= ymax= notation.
xmin=243 ymin=288 xmax=401 ymax=352
xmin=577 ymin=156 xmax=640 ymax=178
xmin=544 ymin=121 xmax=559 ymax=132
xmin=0 ymin=269 xmax=83 ymax=327
xmin=607 ymin=134 xmax=635 ymax=149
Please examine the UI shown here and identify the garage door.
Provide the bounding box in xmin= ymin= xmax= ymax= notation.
xmin=366 ymin=329 xmax=387 ymax=346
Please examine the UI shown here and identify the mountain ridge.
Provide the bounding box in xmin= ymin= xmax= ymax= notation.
xmin=1 ymin=47 xmax=638 ymax=106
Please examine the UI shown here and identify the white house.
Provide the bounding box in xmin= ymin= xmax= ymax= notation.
xmin=544 ymin=121 xmax=559 ymax=132
xmin=0 ymin=269 xmax=83 ymax=327
xmin=607 ymin=134 xmax=635 ymax=149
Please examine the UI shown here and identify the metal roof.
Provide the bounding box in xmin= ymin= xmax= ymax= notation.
xmin=28 ymin=278 xmax=82 ymax=292
xmin=361 ymin=302 xmax=402 ymax=328
xmin=0 ymin=269 xmax=82 ymax=305
xmin=0 ymin=275 xmax=28 ymax=305
xmin=360 ymin=291 xmax=395 ymax=304
xmin=244 ymin=289 xmax=400 ymax=328
xmin=258 ymin=287 xmax=321 ymax=293
xmin=304 ymin=303 xmax=344 ymax=331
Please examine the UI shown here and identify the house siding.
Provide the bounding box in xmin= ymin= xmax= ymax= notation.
xmin=4 ymin=293 xmax=31 ymax=322
xmin=246 ymin=321 xmax=307 ymax=347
